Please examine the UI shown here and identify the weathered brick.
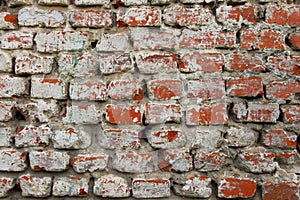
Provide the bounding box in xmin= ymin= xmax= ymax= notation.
xmin=145 ymin=103 xmax=181 ymax=124
xmin=38 ymin=0 xmax=69 ymax=5
xmin=131 ymin=28 xmax=178 ymax=50
xmin=263 ymin=129 xmax=296 ymax=149
xmin=69 ymin=80 xmax=107 ymax=101
xmin=0 ymin=150 xmax=27 ymax=171
xmin=163 ymin=5 xmax=213 ymax=28
xmin=159 ymin=149 xmax=193 ymax=172
xmin=112 ymin=152 xmax=157 ymax=173
xmin=29 ymin=150 xmax=70 ymax=171
xmin=105 ymin=104 xmax=143 ymax=125
xmin=74 ymin=0 xmax=110 ymax=5
xmin=15 ymin=55 xmax=53 ymax=75
xmin=180 ymin=0 xmax=215 ymax=3
xmin=0 ymin=127 xmax=12 ymax=147
xmin=0 ymin=51 xmax=12 ymax=72
xmin=0 ymin=178 xmax=15 ymax=198
xmin=173 ymin=175 xmax=212 ymax=198
xmin=194 ymin=151 xmax=229 ymax=172
xmin=31 ymin=78 xmax=67 ymax=99
xmin=147 ymin=128 xmax=186 ymax=149
xmin=266 ymin=5 xmax=300 ymax=26
xmin=187 ymin=79 xmax=225 ymax=99
xmin=226 ymin=126 xmax=257 ymax=147
xmin=1 ymin=31 xmax=33 ymax=49
xmin=218 ymin=177 xmax=257 ymax=198
xmin=237 ymin=147 xmax=276 ymax=173
xmin=186 ymin=103 xmax=228 ymax=125
xmin=117 ymin=7 xmax=161 ymax=27
xmin=227 ymin=77 xmax=264 ymax=97
xmin=241 ymin=29 xmax=285 ymax=50
xmin=69 ymin=9 xmax=113 ymax=28
xmin=18 ymin=7 xmax=65 ymax=27
xmin=151 ymin=0 xmax=171 ymax=5
xmin=119 ymin=0 xmax=148 ymax=6
xmin=135 ymin=52 xmax=178 ymax=74
xmin=8 ymin=0 xmax=33 ymax=7
xmin=63 ymin=102 xmax=101 ymax=124
xmin=52 ymin=127 xmax=91 ymax=149
xmin=0 ymin=101 xmax=15 ymax=121
xmin=35 ymin=31 xmax=88 ymax=52
xmin=276 ymin=151 xmax=298 ymax=164
xmin=15 ymin=125 xmax=51 ymax=147
xmin=281 ymin=105 xmax=300 ymax=123
xmin=0 ymin=75 xmax=28 ymax=97
xmin=233 ymin=102 xmax=280 ymax=123
xmin=52 ymin=176 xmax=89 ymax=197
xmin=266 ymin=81 xmax=300 ymax=100
xmin=267 ymin=56 xmax=300 ymax=76
xmin=94 ymin=175 xmax=130 ymax=198
xmin=217 ymin=5 xmax=256 ymax=28
xmin=99 ymin=128 xmax=141 ymax=149
xmin=179 ymin=29 xmax=236 ymax=49
xmin=132 ymin=178 xmax=170 ymax=198
xmin=96 ymin=32 xmax=132 ymax=52
xmin=192 ymin=129 xmax=222 ymax=151
xmin=108 ymin=80 xmax=144 ymax=100
xmin=18 ymin=175 xmax=52 ymax=197
xmin=147 ymin=79 xmax=183 ymax=100
xmin=225 ymin=53 xmax=265 ymax=72
xmin=263 ymin=181 xmax=300 ymax=200
xmin=288 ymin=32 xmax=300 ymax=50
xmin=179 ymin=51 xmax=224 ymax=73
xmin=98 ymin=53 xmax=134 ymax=74
xmin=71 ymin=154 xmax=108 ymax=173
xmin=0 ymin=12 xmax=18 ymax=29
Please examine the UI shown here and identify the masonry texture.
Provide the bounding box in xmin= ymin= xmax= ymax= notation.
xmin=0 ymin=0 xmax=300 ymax=199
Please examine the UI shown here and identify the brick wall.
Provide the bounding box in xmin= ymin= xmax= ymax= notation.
xmin=0 ymin=0 xmax=300 ymax=199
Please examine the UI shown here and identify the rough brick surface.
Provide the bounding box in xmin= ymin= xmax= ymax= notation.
xmin=0 ymin=12 xmax=18 ymax=29
xmin=0 ymin=178 xmax=15 ymax=197
xmin=218 ymin=177 xmax=257 ymax=198
xmin=18 ymin=175 xmax=52 ymax=197
xmin=0 ymin=150 xmax=27 ymax=171
xmin=15 ymin=125 xmax=51 ymax=147
xmin=15 ymin=56 xmax=54 ymax=75
xmin=132 ymin=178 xmax=170 ymax=198
xmin=94 ymin=175 xmax=130 ymax=197
xmin=71 ymin=154 xmax=108 ymax=173
xmin=263 ymin=181 xmax=300 ymax=200
xmin=1 ymin=31 xmax=33 ymax=49
xmin=52 ymin=176 xmax=89 ymax=197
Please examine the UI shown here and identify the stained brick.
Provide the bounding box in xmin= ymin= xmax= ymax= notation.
xmin=0 ymin=12 xmax=18 ymax=29
xmin=0 ymin=150 xmax=27 ymax=171
xmin=108 ymin=80 xmax=143 ymax=100
xmin=218 ymin=177 xmax=257 ymax=198
xmin=227 ymin=77 xmax=264 ymax=97
xmin=0 ymin=76 xmax=28 ymax=97
xmin=147 ymin=79 xmax=183 ymax=100
xmin=1 ymin=31 xmax=33 ymax=49
xmin=263 ymin=181 xmax=300 ymax=200
xmin=0 ymin=127 xmax=12 ymax=147
xmin=266 ymin=5 xmax=300 ymax=26
xmin=0 ymin=101 xmax=15 ymax=121
xmin=15 ymin=55 xmax=54 ymax=75
xmin=145 ymin=103 xmax=181 ymax=124
xmin=74 ymin=0 xmax=110 ymax=5
xmin=226 ymin=126 xmax=257 ymax=147
xmin=132 ymin=178 xmax=170 ymax=198
xmin=225 ymin=53 xmax=265 ymax=72
xmin=159 ymin=149 xmax=193 ymax=172
xmin=194 ymin=151 xmax=229 ymax=172
xmin=31 ymin=78 xmax=67 ymax=99
xmin=288 ymin=32 xmax=300 ymax=50
xmin=71 ymin=154 xmax=108 ymax=173
xmin=52 ymin=176 xmax=89 ymax=197
xmin=106 ymin=104 xmax=143 ymax=125
xmin=187 ymin=79 xmax=225 ymax=99
xmin=0 ymin=178 xmax=14 ymax=197
xmin=266 ymin=81 xmax=300 ymax=100
xmin=263 ymin=129 xmax=296 ymax=149
xmin=38 ymin=0 xmax=69 ymax=6
xmin=0 ymin=52 xmax=12 ymax=72
xmin=96 ymin=32 xmax=132 ymax=52
xmin=15 ymin=125 xmax=51 ymax=147
xmin=267 ymin=56 xmax=300 ymax=76
xmin=69 ymin=80 xmax=107 ymax=101
xmin=147 ymin=129 xmax=186 ymax=149
xmin=18 ymin=175 xmax=52 ymax=197
xmin=94 ymin=175 xmax=130 ymax=197
xmin=281 ymin=104 xmax=300 ymax=123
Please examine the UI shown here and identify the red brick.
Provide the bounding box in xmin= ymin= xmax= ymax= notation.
xmin=131 ymin=28 xmax=178 ymax=50
xmin=135 ymin=52 xmax=178 ymax=74
xmin=71 ymin=154 xmax=108 ymax=173
xmin=0 ymin=75 xmax=28 ymax=97
xmin=263 ymin=129 xmax=297 ymax=149
xmin=0 ymin=12 xmax=18 ymax=29
xmin=233 ymin=102 xmax=279 ymax=123
xmin=218 ymin=177 xmax=257 ymax=198
xmin=163 ymin=5 xmax=213 ymax=28
xmin=0 ymin=150 xmax=27 ymax=171
xmin=187 ymin=79 xmax=225 ymax=99
xmin=217 ymin=5 xmax=256 ymax=26
xmin=266 ymin=5 xmax=300 ymax=26
xmin=117 ymin=7 xmax=161 ymax=27
xmin=147 ymin=79 xmax=183 ymax=100
xmin=147 ymin=129 xmax=186 ymax=149
xmin=94 ymin=175 xmax=130 ymax=198
xmin=237 ymin=148 xmax=276 ymax=173
xmin=99 ymin=129 xmax=141 ymax=149
xmin=0 ymin=177 xmax=15 ymax=197
xmin=241 ymin=29 xmax=285 ymax=50
xmin=108 ymin=80 xmax=143 ymax=100
xmin=132 ymin=178 xmax=170 ymax=198
xmin=0 ymin=101 xmax=15 ymax=121
xmin=15 ymin=125 xmax=51 ymax=147
xmin=276 ymin=151 xmax=298 ymax=164
xmin=15 ymin=55 xmax=53 ymax=75
xmin=1 ymin=31 xmax=33 ymax=49
xmin=186 ymin=103 xmax=228 ymax=125
xmin=225 ymin=53 xmax=265 ymax=72
xmin=112 ymin=152 xmax=156 ymax=173
xmin=266 ymin=81 xmax=300 ymax=100
xmin=288 ymin=32 xmax=300 ymax=50
xmin=267 ymin=56 xmax=300 ymax=76
xmin=105 ymin=104 xmax=143 ymax=125
xmin=52 ymin=176 xmax=89 ymax=197
xmin=159 ymin=149 xmax=193 ymax=172
xmin=281 ymin=105 xmax=300 ymax=123
xmin=18 ymin=175 xmax=52 ymax=197
xmin=179 ymin=52 xmax=224 ymax=73
xmin=69 ymin=9 xmax=113 ymax=27
xmin=31 ymin=78 xmax=67 ymax=99
xmin=179 ymin=29 xmax=236 ymax=49
xmin=96 ymin=32 xmax=132 ymax=52
xmin=263 ymin=181 xmax=300 ymax=200
xmin=227 ymin=77 xmax=264 ymax=97
xmin=69 ymin=80 xmax=107 ymax=101
xmin=194 ymin=151 xmax=229 ymax=172
xmin=145 ymin=103 xmax=181 ymax=124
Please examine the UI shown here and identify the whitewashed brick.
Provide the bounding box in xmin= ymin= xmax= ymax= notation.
xmin=52 ymin=176 xmax=89 ymax=197
xmin=132 ymin=178 xmax=171 ymax=198
xmin=0 ymin=127 xmax=12 ymax=147
xmin=0 ymin=101 xmax=15 ymax=121
xmin=0 ymin=150 xmax=27 ymax=171
xmin=1 ymin=31 xmax=33 ymax=49
xmin=15 ymin=125 xmax=51 ymax=147
xmin=31 ymin=78 xmax=67 ymax=99
xmin=94 ymin=175 xmax=130 ymax=197
xmin=15 ymin=55 xmax=53 ymax=75
xmin=0 ymin=75 xmax=28 ymax=97
xmin=0 ymin=178 xmax=15 ymax=198
xmin=18 ymin=175 xmax=52 ymax=197
xmin=71 ymin=154 xmax=108 ymax=173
